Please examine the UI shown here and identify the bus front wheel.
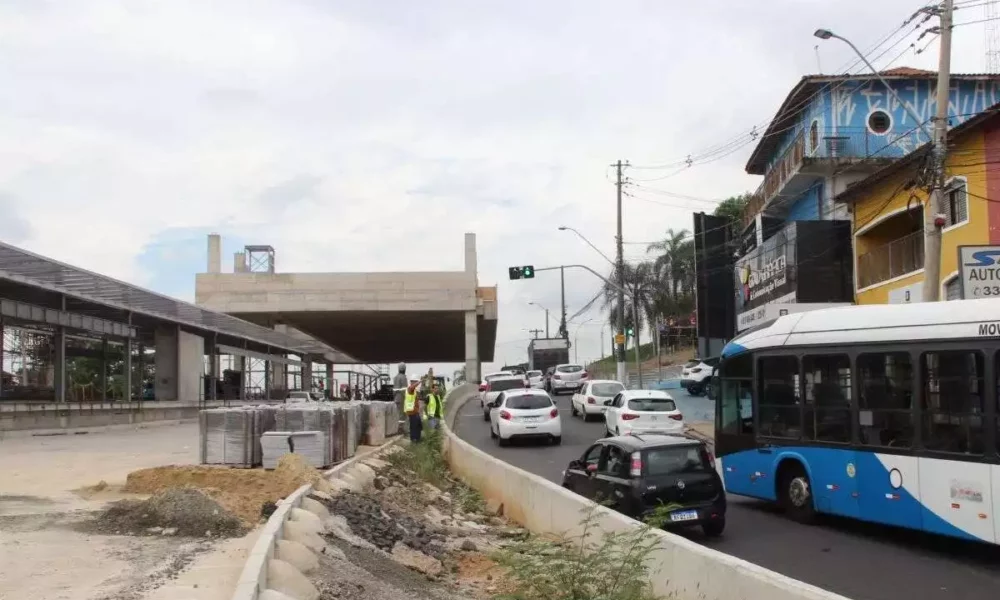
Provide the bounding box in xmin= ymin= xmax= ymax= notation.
xmin=779 ymin=462 xmax=816 ymax=524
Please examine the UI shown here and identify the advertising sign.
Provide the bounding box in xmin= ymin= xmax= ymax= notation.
xmin=958 ymin=245 xmax=1000 ymax=299
xmin=734 ymin=226 xmax=795 ymax=313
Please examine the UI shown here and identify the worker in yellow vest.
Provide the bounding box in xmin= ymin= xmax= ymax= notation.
xmin=403 ymin=380 xmax=423 ymax=443
xmin=424 ymin=382 xmax=443 ymax=430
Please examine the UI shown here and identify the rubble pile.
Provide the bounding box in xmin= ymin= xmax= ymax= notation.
xmin=89 ymin=488 xmax=246 ymax=538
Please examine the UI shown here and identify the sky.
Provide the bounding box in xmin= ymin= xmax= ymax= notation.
xmin=0 ymin=0 xmax=994 ymax=378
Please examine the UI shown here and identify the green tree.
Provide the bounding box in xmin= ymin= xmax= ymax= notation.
xmin=600 ymin=261 xmax=657 ymax=350
xmin=713 ymin=192 xmax=752 ymax=238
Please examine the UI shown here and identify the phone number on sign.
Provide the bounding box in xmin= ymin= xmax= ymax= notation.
xmin=972 ymin=286 xmax=1000 ymax=296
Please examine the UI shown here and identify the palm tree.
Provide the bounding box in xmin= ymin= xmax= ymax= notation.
xmin=646 ymin=229 xmax=689 ymax=301
xmin=600 ymin=261 xmax=657 ymax=350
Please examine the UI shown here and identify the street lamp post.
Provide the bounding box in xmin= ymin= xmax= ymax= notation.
xmin=528 ymin=302 xmax=552 ymax=338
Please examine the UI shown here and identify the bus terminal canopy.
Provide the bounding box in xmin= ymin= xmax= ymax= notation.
xmin=0 ymin=240 xmax=354 ymax=362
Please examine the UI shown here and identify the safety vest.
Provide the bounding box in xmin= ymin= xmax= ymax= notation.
xmin=426 ymin=394 xmax=441 ymax=418
xmin=404 ymin=390 xmax=418 ymax=414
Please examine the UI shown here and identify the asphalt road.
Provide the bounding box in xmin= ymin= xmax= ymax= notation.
xmin=454 ymin=390 xmax=1000 ymax=600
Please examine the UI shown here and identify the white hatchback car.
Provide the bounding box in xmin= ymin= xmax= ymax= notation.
xmin=603 ymin=390 xmax=684 ymax=437
xmin=680 ymin=357 xmax=719 ymax=396
xmin=488 ymin=389 xmax=562 ymax=446
xmin=570 ymin=379 xmax=626 ymax=421
xmin=480 ymin=374 xmax=529 ymax=420
xmin=526 ymin=370 xmax=544 ymax=389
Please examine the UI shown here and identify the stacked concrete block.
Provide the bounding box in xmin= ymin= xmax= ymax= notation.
xmin=261 ymin=431 xmax=326 ymax=469
xmin=199 ymin=402 xmax=393 ymax=469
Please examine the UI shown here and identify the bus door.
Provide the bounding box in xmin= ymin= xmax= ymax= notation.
xmin=716 ymin=353 xmax=765 ymax=497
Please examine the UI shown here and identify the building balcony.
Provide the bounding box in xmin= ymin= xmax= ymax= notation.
xmin=857 ymin=229 xmax=923 ymax=290
xmin=742 ymin=127 xmax=905 ymax=228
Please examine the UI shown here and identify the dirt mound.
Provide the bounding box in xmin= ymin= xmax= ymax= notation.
xmin=93 ymin=488 xmax=246 ymax=538
xmin=315 ymin=490 xmax=447 ymax=558
xmin=122 ymin=453 xmax=321 ymax=524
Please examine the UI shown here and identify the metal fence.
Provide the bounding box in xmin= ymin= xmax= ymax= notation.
xmin=857 ymin=230 xmax=924 ymax=289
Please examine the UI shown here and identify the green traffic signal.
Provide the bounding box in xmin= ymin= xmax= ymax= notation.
xmin=508 ymin=265 xmax=536 ymax=280
xmin=626 ymin=327 xmax=634 ymax=336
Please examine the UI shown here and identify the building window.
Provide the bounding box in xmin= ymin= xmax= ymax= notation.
xmin=867 ymin=110 xmax=891 ymax=135
xmin=757 ymin=356 xmax=801 ymax=439
xmin=857 ymin=352 xmax=914 ymax=448
xmin=809 ymin=120 xmax=819 ymax=153
xmin=944 ymin=178 xmax=968 ymax=227
xmin=944 ymin=276 xmax=962 ymax=300
xmin=803 ymin=354 xmax=852 ymax=443
xmin=922 ymin=350 xmax=984 ymax=455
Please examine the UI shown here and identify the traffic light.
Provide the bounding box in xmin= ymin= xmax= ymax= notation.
xmin=508 ymin=265 xmax=535 ymax=280
xmin=626 ymin=326 xmax=634 ymax=336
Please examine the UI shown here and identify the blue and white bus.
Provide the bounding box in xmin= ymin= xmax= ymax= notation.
xmin=715 ymin=298 xmax=1000 ymax=543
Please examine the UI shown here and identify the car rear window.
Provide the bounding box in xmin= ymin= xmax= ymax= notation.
xmin=557 ymin=365 xmax=583 ymax=373
xmin=490 ymin=378 xmax=525 ymax=391
xmin=645 ymin=445 xmax=711 ymax=476
xmin=528 ymin=371 xmax=542 ymax=377
xmin=627 ymin=397 xmax=676 ymax=412
xmin=592 ymin=382 xmax=624 ymax=396
xmin=505 ymin=394 xmax=553 ymax=409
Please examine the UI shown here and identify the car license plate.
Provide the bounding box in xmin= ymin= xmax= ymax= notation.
xmin=650 ymin=416 xmax=658 ymax=421
xmin=670 ymin=510 xmax=698 ymax=522
xmin=520 ymin=416 xmax=541 ymax=423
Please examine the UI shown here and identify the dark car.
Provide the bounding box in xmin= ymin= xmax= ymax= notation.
xmin=561 ymin=433 xmax=726 ymax=537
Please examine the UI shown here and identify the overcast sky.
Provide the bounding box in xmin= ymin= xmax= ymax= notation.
xmin=0 ymin=0 xmax=993 ymax=377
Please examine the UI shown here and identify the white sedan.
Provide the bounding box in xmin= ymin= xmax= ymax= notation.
xmin=570 ymin=379 xmax=625 ymax=421
xmin=526 ymin=370 xmax=544 ymax=389
xmin=488 ymin=389 xmax=562 ymax=446
xmin=603 ymin=389 xmax=684 ymax=437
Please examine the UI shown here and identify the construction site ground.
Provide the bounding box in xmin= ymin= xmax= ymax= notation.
xmin=0 ymin=422 xmax=387 ymax=600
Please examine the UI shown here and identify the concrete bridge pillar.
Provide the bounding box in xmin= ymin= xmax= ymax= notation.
xmin=301 ymin=359 xmax=313 ymax=391
xmin=465 ymin=311 xmax=480 ymax=383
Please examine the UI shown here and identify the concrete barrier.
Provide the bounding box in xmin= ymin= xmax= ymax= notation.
xmin=441 ymin=384 xmax=850 ymax=600
xmin=230 ymin=438 xmax=399 ymax=600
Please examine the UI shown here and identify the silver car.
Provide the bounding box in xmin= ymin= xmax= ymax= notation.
xmin=570 ymin=379 xmax=625 ymax=421
xmin=549 ymin=363 xmax=589 ymax=395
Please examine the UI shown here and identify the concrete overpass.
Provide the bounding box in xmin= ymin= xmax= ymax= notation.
xmin=194 ymin=233 xmax=497 ymax=381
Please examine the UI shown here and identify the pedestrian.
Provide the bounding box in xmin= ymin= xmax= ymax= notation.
xmin=404 ymin=380 xmax=423 ymax=443
xmin=425 ymin=382 xmax=443 ymax=430
xmin=393 ymin=363 xmax=409 ymax=433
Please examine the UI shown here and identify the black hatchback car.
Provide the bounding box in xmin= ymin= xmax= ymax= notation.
xmin=561 ymin=433 xmax=726 ymax=537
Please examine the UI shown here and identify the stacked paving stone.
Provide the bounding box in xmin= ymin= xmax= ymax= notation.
xmin=199 ymin=401 xmax=399 ymax=468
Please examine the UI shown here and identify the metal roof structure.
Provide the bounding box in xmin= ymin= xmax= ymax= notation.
xmin=0 ymin=240 xmax=352 ymax=360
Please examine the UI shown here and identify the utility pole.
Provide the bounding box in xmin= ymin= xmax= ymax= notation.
xmin=544 ymin=309 xmax=550 ymax=338
xmin=632 ymin=296 xmax=642 ymax=388
xmin=614 ymin=159 xmax=627 ymax=384
xmin=559 ymin=266 xmax=568 ymax=338
xmin=528 ymin=328 xmax=543 ymax=339
xmin=923 ymin=0 xmax=953 ymax=302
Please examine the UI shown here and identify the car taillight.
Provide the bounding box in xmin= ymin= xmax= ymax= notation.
xmin=479 ymin=384 xmax=486 ymax=392
xmin=622 ymin=413 xmax=639 ymax=421
xmin=500 ymin=410 xmax=512 ymax=420
xmin=669 ymin=413 xmax=683 ymax=421
xmin=582 ymin=371 xmax=588 ymax=378
xmin=554 ymin=374 xmax=562 ymax=380
xmin=706 ymin=449 xmax=716 ymax=469
xmin=587 ymin=396 xmax=596 ymax=404
xmin=524 ymin=380 xmax=531 ymax=388
xmin=549 ymin=408 xmax=558 ymax=419
xmin=630 ymin=451 xmax=642 ymax=477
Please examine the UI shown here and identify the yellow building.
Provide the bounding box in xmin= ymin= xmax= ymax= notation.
xmin=836 ymin=107 xmax=1000 ymax=304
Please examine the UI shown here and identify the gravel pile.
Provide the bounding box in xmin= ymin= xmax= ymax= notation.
xmin=91 ymin=488 xmax=246 ymax=538
xmin=317 ymin=491 xmax=447 ymax=558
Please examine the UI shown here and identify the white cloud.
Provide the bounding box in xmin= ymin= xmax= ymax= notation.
xmin=0 ymin=0 xmax=989 ymax=372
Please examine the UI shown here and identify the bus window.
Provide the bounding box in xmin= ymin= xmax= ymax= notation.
xmin=803 ymin=354 xmax=852 ymax=443
xmin=719 ymin=353 xmax=753 ymax=435
xmin=922 ymin=350 xmax=984 ymax=455
xmin=757 ymin=356 xmax=801 ymax=439
xmin=858 ymin=352 xmax=914 ymax=449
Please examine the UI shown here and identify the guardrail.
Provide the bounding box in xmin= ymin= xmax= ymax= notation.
xmin=441 ymin=384 xmax=850 ymax=600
